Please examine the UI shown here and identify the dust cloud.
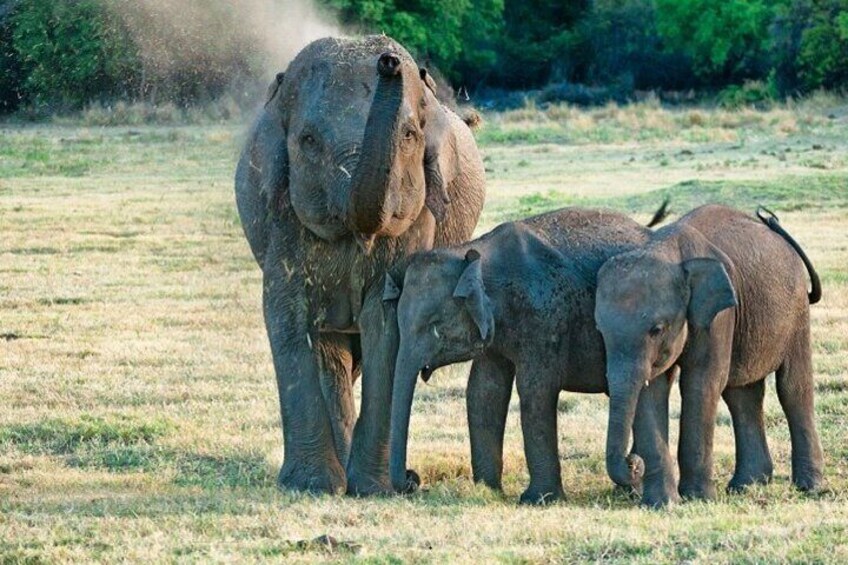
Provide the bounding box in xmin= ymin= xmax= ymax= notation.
xmin=107 ymin=0 xmax=342 ymax=100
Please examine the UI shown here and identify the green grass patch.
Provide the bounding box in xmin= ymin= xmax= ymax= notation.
xmin=0 ymin=415 xmax=170 ymax=455
xmin=488 ymin=175 xmax=848 ymax=224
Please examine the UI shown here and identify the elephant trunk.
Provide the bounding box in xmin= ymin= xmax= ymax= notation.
xmin=605 ymin=360 xmax=648 ymax=490
xmin=389 ymin=347 xmax=421 ymax=493
xmin=348 ymin=52 xmax=406 ymax=244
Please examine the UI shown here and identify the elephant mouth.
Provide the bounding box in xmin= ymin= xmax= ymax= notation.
xmin=420 ymin=364 xmax=434 ymax=382
xmin=353 ymin=232 xmax=377 ymax=255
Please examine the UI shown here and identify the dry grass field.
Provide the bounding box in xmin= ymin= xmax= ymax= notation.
xmin=1 ymin=98 xmax=847 ymax=562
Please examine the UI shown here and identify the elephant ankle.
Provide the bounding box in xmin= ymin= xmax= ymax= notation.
xmin=727 ymin=468 xmax=772 ymax=493
xmin=678 ymin=478 xmax=717 ymax=501
xmin=346 ymin=465 xmax=392 ymax=496
xmin=519 ymin=485 xmax=564 ymax=505
xmin=278 ymin=460 xmax=347 ymax=495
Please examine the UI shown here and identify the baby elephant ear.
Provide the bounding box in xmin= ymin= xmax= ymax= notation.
xmin=383 ymin=273 xmax=401 ymax=303
xmin=453 ymin=250 xmax=494 ymax=341
xmin=683 ymin=258 xmax=738 ymax=328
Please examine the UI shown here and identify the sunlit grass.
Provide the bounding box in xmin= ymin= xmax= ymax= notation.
xmin=1 ymin=101 xmax=847 ymax=561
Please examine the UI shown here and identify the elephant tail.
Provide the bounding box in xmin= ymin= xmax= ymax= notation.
xmin=646 ymin=197 xmax=671 ymax=228
xmin=756 ymin=206 xmax=822 ymax=304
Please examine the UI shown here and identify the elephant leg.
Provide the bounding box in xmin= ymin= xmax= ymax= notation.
xmin=315 ymin=333 xmax=358 ymax=468
xmin=467 ymin=352 xmax=515 ymax=491
xmin=346 ymin=289 xmax=398 ymax=495
xmin=722 ymin=380 xmax=773 ymax=492
xmin=677 ymin=315 xmax=733 ymax=501
xmin=515 ymin=370 xmax=564 ymax=505
xmin=632 ymin=372 xmax=679 ymax=507
xmin=775 ymin=324 xmax=824 ymax=492
xmin=263 ymin=271 xmax=346 ymax=494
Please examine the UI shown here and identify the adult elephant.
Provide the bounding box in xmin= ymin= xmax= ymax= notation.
xmin=234 ymin=36 xmax=486 ymax=495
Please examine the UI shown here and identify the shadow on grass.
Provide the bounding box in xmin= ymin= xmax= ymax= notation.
xmin=0 ymin=415 xmax=274 ymax=489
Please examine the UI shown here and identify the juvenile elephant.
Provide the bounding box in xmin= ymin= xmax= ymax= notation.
xmin=596 ymin=204 xmax=824 ymax=501
xmin=384 ymin=207 xmax=678 ymax=506
xmin=234 ymin=36 xmax=485 ymax=494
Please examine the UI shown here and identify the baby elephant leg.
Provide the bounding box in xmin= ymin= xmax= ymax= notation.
xmin=776 ymin=324 xmax=824 ymax=492
xmin=516 ymin=373 xmax=564 ymax=505
xmin=722 ymin=379 xmax=773 ymax=492
xmin=467 ymin=353 xmax=515 ymax=491
xmin=632 ymin=371 xmax=679 ymax=507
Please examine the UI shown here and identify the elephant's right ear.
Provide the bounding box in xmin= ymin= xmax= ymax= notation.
xmin=683 ymin=258 xmax=737 ymax=328
xmin=252 ymin=74 xmax=290 ymax=218
xmin=253 ymin=115 xmax=289 ymax=218
xmin=264 ymin=72 xmax=285 ymax=106
xmin=383 ymin=272 xmax=402 ymax=303
xmin=453 ymin=249 xmax=494 ymax=342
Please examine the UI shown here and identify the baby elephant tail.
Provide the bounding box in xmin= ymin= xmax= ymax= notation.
xmin=756 ymin=206 xmax=822 ymax=304
xmin=646 ymin=197 xmax=671 ymax=228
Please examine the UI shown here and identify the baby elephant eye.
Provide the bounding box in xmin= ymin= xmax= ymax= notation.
xmin=648 ymin=324 xmax=666 ymax=337
xmin=649 ymin=324 xmax=666 ymax=338
xmin=431 ymin=324 xmax=440 ymax=339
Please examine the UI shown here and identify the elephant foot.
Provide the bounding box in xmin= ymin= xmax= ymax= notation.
xmin=345 ymin=465 xmax=393 ymax=496
xmin=641 ymin=479 xmax=680 ymax=508
xmin=792 ymin=468 xmax=825 ymax=494
xmin=678 ymin=479 xmax=717 ymax=501
xmin=519 ymin=486 xmax=564 ymax=506
xmin=726 ymin=468 xmax=773 ymax=494
xmin=277 ymin=458 xmax=347 ymax=495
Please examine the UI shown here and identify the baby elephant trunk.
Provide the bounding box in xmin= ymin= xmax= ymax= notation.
xmin=389 ymin=349 xmax=422 ymax=493
xmin=606 ymin=361 xmax=648 ymax=490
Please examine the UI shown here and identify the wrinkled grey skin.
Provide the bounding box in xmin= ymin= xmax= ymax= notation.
xmin=596 ymin=204 xmax=824 ymax=501
xmin=234 ymin=36 xmax=485 ymax=495
xmin=385 ymin=208 xmax=678 ymax=506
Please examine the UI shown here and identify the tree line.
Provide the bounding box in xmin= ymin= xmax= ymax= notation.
xmin=2 ymin=0 xmax=847 ymax=114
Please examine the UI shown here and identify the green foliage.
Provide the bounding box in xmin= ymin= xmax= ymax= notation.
xmin=494 ymin=0 xmax=590 ymax=87
xmin=324 ymin=0 xmax=503 ymax=84
xmin=9 ymin=0 xmax=138 ymax=109
xmin=716 ymin=80 xmax=776 ymax=108
xmin=2 ymin=0 xmax=848 ymax=113
xmin=578 ymin=0 xmax=696 ymax=90
xmin=655 ymin=0 xmax=773 ymax=83
xmin=0 ymin=8 xmax=23 ymax=112
xmin=797 ymin=0 xmax=848 ymax=91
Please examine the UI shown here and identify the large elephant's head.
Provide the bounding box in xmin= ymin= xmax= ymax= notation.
xmin=261 ymin=36 xmax=459 ymax=251
xmin=594 ymin=249 xmax=737 ymax=490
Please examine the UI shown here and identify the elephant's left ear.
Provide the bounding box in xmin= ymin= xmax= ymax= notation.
xmin=683 ymin=258 xmax=738 ymax=328
xmin=453 ymin=250 xmax=494 ymax=342
xmin=421 ymin=80 xmax=457 ymax=223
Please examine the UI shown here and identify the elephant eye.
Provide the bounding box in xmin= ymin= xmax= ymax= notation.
xmin=300 ymin=133 xmax=318 ymax=149
xmin=649 ymin=324 xmax=666 ymax=338
xmin=402 ymin=124 xmax=420 ymax=143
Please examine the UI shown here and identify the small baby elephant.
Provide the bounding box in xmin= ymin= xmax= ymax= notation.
xmin=383 ymin=207 xmax=677 ymax=505
xmin=596 ymin=204 xmax=824 ymax=501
